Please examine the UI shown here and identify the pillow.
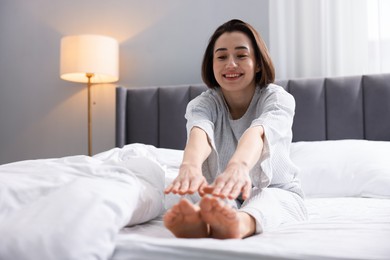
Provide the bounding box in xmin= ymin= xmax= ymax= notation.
xmin=290 ymin=140 xmax=390 ymax=198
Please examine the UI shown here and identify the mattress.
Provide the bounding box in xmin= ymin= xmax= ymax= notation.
xmin=113 ymin=197 xmax=390 ymax=260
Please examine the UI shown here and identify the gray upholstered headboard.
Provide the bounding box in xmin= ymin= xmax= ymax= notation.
xmin=116 ymin=73 xmax=390 ymax=149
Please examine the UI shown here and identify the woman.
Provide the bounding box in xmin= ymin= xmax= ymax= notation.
xmin=164 ymin=19 xmax=307 ymax=239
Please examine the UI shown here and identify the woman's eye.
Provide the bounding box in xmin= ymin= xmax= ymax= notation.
xmin=237 ymin=54 xmax=248 ymax=59
xmin=217 ymin=56 xmax=227 ymax=60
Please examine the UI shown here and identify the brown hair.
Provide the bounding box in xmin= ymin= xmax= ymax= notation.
xmin=201 ymin=19 xmax=275 ymax=88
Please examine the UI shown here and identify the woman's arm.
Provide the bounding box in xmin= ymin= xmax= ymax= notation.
xmin=164 ymin=127 xmax=212 ymax=195
xmin=206 ymin=125 xmax=264 ymax=200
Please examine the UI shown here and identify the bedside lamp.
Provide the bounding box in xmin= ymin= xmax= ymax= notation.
xmin=60 ymin=34 xmax=119 ymax=156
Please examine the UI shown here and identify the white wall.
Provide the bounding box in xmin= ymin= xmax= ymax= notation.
xmin=0 ymin=0 xmax=269 ymax=164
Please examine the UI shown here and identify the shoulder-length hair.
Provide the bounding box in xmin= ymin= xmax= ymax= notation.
xmin=201 ymin=19 xmax=275 ymax=88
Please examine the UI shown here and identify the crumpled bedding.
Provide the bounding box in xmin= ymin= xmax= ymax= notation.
xmin=0 ymin=143 xmax=165 ymax=260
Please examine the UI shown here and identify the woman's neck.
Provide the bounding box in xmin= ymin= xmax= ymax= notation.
xmin=221 ymin=86 xmax=256 ymax=120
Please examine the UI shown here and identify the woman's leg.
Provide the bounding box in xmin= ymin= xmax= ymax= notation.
xmin=239 ymin=187 xmax=307 ymax=234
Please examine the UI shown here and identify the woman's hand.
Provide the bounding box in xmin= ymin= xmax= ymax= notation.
xmin=203 ymin=162 xmax=252 ymax=200
xmin=203 ymin=126 xmax=264 ymax=200
xmin=164 ymin=163 xmax=208 ymax=195
xmin=165 ymin=127 xmax=212 ymax=196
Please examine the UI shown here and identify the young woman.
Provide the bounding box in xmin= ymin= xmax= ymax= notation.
xmin=164 ymin=19 xmax=307 ymax=239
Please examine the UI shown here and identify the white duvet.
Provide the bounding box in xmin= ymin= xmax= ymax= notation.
xmin=0 ymin=144 xmax=165 ymax=260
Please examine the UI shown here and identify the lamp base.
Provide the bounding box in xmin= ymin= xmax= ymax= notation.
xmin=86 ymin=73 xmax=94 ymax=156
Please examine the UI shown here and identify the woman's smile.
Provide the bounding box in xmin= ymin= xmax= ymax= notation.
xmin=223 ymin=72 xmax=244 ymax=80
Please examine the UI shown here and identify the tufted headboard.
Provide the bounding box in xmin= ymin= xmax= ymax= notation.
xmin=116 ymin=73 xmax=390 ymax=149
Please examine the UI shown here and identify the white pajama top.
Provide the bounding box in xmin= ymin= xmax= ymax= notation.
xmin=185 ymin=84 xmax=303 ymax=198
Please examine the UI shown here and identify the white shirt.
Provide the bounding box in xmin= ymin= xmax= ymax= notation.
xmin=185 ymin=84 xmax=303 ymax=197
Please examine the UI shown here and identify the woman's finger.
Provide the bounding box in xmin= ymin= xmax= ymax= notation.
xmin=219 ymin=181 xmax=235 ymax=198
xmin=227 ymin=183 xmax=243 ymax=199
xmin=211 ymin=180 xmax=226 ymax=196
xmin=170 ymin=180 xmax=183 ymax=194
xmin=187 ymin=178 xmax=203 ymax=194
xmin=178 ymin=180 xmax=190 ymax=194
xmin=198 ymin=181 xmax=209 ymax=196
xmin=164 ymin=184 xmax=174 ymax=194
xmin=241 ymin=181 xmax=252 ymax=200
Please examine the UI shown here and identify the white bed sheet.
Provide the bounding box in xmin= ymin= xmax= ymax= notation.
xmin=113 ymin=197 xmax=390 ymax=260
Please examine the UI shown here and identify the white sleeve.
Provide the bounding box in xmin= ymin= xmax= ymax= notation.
xmin=185 ymin=94 xmax=217 ymax=150
xmin=251 ymin=88 xmax=295 ymax=140
xmin=250 ymin=88 xmax=295 ymax=185
xmin=184 ymin=93 xmax=221 ymax=183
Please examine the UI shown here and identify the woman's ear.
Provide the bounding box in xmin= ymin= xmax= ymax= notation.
xmin=256 ymin=64 xmax=261 ymax=73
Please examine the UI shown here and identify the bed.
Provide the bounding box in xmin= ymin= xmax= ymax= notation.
xmin=113 ymin=73 xmax=390 ymax=260
xmin=1 ymin=74 xmax=389 ymax=260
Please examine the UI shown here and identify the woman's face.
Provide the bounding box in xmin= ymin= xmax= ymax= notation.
xmin=213 ymin=31 xmax=258 ymax=93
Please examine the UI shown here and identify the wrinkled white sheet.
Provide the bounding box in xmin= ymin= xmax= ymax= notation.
xmin=114 ymin=197 xmax=390 ymax=260
xmin=0 ymin=144 xmax=165 ymax=260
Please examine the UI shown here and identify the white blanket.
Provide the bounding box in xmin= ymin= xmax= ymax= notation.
xmin=0 ymin=144 xmax=165 ymax=260
xmin=114 ymin=197 xmax=390 ymax=260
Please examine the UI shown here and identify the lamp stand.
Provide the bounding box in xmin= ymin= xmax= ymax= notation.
xmin=86 ymin=73 xmax=94 ymax=156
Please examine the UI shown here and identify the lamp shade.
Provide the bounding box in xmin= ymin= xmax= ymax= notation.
xmin=60 ymin=34 xmax=119 ymax=83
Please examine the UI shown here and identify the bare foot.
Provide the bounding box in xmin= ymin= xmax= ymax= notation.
xmin=199 ymin=196 xmax=255 ymax=239
xmin=163 ymin=198 xmax=208 ymax=238
xmin=199 ymin=196 xmax=240 ymax=239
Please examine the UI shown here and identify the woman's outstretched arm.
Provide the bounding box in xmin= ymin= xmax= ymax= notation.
xmin=206 ymin=125 xmax=264 ymax=200
xmin=164 ymin=127 xmax=212 ymax=195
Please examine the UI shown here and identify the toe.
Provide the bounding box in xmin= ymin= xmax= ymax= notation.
xmin=179 ymin=198 xmax=199 ymax=215
xmin=199 ymin=196 xmax=214 ymax=212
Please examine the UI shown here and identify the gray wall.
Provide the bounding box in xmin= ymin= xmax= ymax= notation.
xmin=0 ymin=0 xmax=269 ymax=164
